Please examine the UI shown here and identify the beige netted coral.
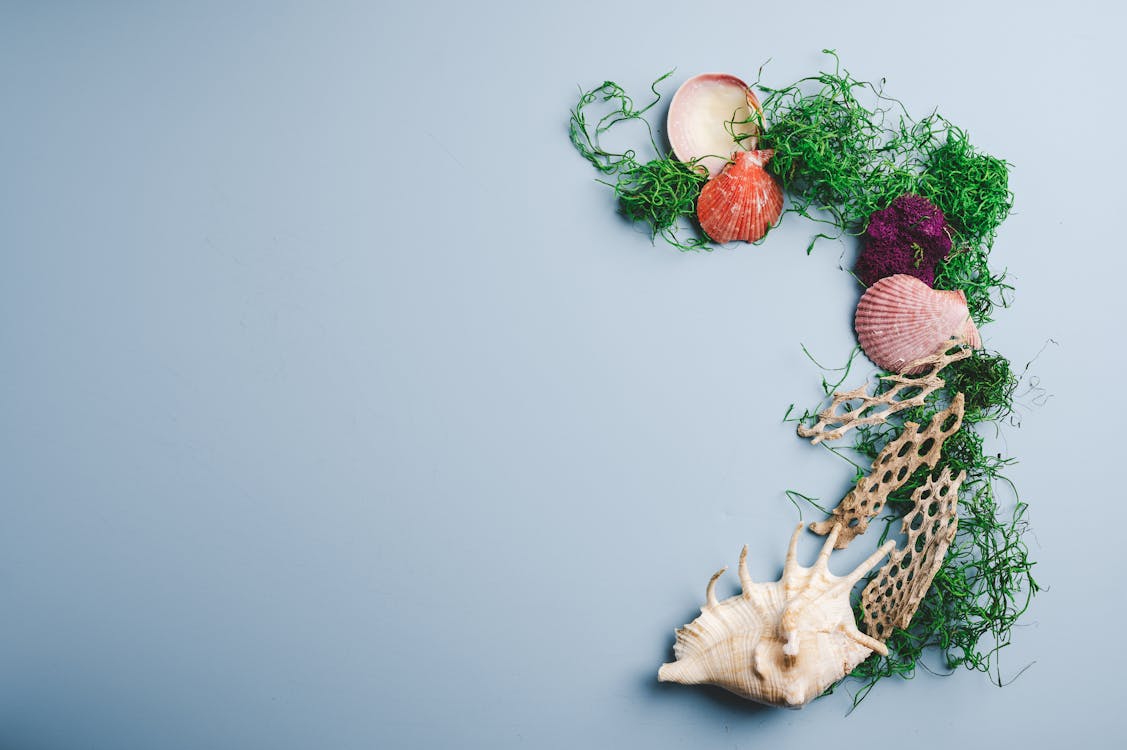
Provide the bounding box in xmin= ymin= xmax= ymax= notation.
xmin=797 ymin=345 xmax=972 ymax=445
xmin=810 ymin=393 xmax=964 ymax=549
xmin=860 ymin=467 xmax=965 ymax=640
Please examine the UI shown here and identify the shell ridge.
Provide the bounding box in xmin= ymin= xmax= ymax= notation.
xmin=856 ymin=274 xmax=983 ymax=373
xmin=697 ymin=151 xmax=782 ymax=244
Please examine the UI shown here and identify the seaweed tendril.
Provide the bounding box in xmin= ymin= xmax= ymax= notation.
xmin=569 ymin=73 xmax=709 ymax=250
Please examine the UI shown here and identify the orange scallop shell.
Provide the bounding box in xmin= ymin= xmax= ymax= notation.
xmin=696 ymin=150 xmax=783 ymax=244
xmin=854 ymin=274 xmax=983 ymax=374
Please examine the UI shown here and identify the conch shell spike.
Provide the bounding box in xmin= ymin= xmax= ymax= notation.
xmin=783 ymin=522 xmax=803 ymax=577
xmin=840 ymin=624 xmax=888 ymax=656
xmin=815 ymin=526 xmax=840 ymax=570
xmin=738 ymin=545 xmax=752 ymax=594
xmin=705 ymin=566 xmax=727 ymax=609
xmin=844 ymin=540 xmax=898 ymax=587
xmin=779 ymin=605 xmax=804 ymax=656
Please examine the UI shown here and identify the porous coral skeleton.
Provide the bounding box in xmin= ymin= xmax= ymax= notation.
xmin=797 ymin=344 xmax=972 ymax=445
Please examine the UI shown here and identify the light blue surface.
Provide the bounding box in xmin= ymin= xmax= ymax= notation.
xmin=1 ymin=1 xmax=1124 ymax=747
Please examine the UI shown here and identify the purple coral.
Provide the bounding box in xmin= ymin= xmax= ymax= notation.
xmin=855 ymin=194 xmax=952 ymax=287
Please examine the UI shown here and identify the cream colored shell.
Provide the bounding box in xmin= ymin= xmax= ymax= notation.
xmin=658 ymin=524 xmax=895 ymax=708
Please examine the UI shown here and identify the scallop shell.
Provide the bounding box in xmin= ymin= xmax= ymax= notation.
xmin=854 ymin=274 xmax=983 ymax=374
xmin=667 ymin=73 xmax=761 ymax=179
xmin=695 ymin=150 xmax=783 ymax=244
xmin=658 ymin=524 xmax=895 ymax=709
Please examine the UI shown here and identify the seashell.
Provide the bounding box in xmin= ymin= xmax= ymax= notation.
xmin=854 ymin=274 xmax=982 ymax=374
xmin=658 ymin=524 xmax=895 ymax=708
xmin=695 ymin=150 xmax=783 ymax=244
xmin=667 ymin=73 xmax=761 ymax=179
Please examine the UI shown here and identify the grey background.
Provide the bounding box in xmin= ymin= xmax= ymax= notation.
xmin=1 ymin=1 xmax=1122 ymax=747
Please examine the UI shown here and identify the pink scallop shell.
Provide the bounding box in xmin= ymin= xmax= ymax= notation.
xmin=854 ymin=274 xmax=983 ymax=374
xmin=667 ymin=73 xmax=761 ymax=179
xmin=695 ymin=150 xmax=783 ymax=244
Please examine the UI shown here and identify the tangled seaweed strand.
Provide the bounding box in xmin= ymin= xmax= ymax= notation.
xmin=569 ymin=73 xmax=709 ymax=251
xmin=918 ymin=129 xmax=1013 ymax=250
xmin=922 ymin=129 xmax=1014 ymax=325
xmin=757 ymin=51 xmax=936 ymax=244
xmin=616 ymin=158 xmax=707 ymax=236
xmin=940 ymin=350 xmax=1019 ymax=424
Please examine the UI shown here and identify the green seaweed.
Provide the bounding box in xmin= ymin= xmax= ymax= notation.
xmin=939 ymin=350 xmax=1019 ymax=424
xmin=757 ymin=51 xmax=1014 ymax=324
xmin=614 ymin=158 xmax=707 ymax=240
xmin=569 ymin=74 xmax=709 ymax=250
xmin=918 ymin=129 xmax=1013 ymax=249
xmin=757 ymin=53 xmax=929 ymax=239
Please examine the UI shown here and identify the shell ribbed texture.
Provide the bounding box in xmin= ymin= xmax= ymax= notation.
xmin=658 ymin=525 xmax=894 ymax=708
xmin=696 ymin=150 xmax=783 ymax=244
xmin=854 ymin=274 xmax=982 ymax=374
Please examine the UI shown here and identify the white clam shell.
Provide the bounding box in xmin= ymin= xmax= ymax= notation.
xmin=666 ymin=73 xmax=760 ymax=179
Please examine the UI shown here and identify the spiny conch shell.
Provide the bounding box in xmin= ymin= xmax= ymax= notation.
xmin=658 ymin=524 xmax=895 ymax=708
xmin=667 ymin=73 xmax=761 ymax=179
xmin=854 ymin=274 xmax=983 ymax=374
xmin=695 ymin=149 xmax=784 ymax=243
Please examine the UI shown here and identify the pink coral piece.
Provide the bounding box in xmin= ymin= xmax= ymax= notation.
xmin=695 ymin=150 xmax=783 ymax=244
xmin=854 ymin=274 xmax=982 ymax=374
